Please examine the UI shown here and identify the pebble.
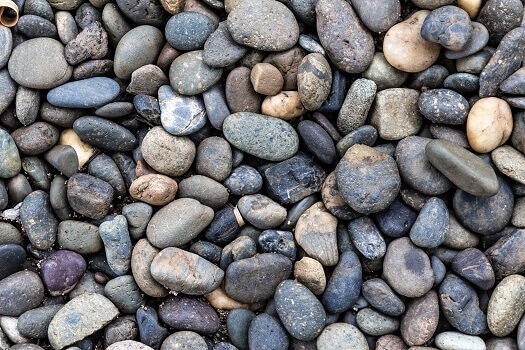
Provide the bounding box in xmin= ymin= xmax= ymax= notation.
xmin=487 ymin=275 xmax=525 ymax=337
xmin=293 ymin=257 xmax=326 ymax=296
xmin=47 ymin=293 xmax=118 ymax=349
xmin=425 ymin=139 xmax=499 ymax=197
xmin=224 ymin=165 xmax=263 ymax=196
xmin=409 ymin=197 xmax=448 ymax=248
xmin=348 ymin=217 xmax=386 ymax=260
xmin=337 ymin=78 xmax=377 ymax=135
xmin=65 ymin=21 xmax=108 ymax=65
xmin=107 ymin=340 xmax=154 ymax=350
xmin=491 ymin=145 xmax=525 ymax=185
xmin=44 ymin=145 xmax=79 ymax=177
xmin=383 ymin=11 xmax=441 ymax=73
xmin=444 ymin=214 xmax=480 ymax=249
xmin=361 ymin=278 xmax=405 ymax=317
xmin=356 ymin=308 xmax=399 ymax=336
xmin=17 ymin=305 xmax=63 ymax=339
xmin=141 ymin=126 xmax=196 ymax=177
xmin=8 ymin=38 xmax=72 ymax=89
xmin=11 ymin=122 xmax=59 ymax=155
xmin=370 ymin=88 xmax=422 ymax=140
xmin=0 ymin=129 xmax=21 ymax=178
xmin=159 ymin=295 xmax=220 ymax=334
xmin=227 ymin=309 xmax=256 ymax=350
xmin=129 ymin=174 xmax=177 ymax=206
xmin=47 ymin=77 xmax=120 ymax=108
xmin=298 ymin=34 xmax=325 ymax=55
xmin=400 ymin=290 xmax=439 ymax=346
xmin=477 ymin=0 xmax=524 ymax=44
xmin=0 ymin=317 xmax=29 ymax=344
xmin=445 ymin=22 xmax=489 ymax=60
xmin=224 ymin=253 xmax=292 ymax=303
xmin=160 ymin=331 xmax=206 ymax=350
xmin=225 ymin=66 xmax=263 ymax=113
xmin=297 ymin=53 xmax=331 ymax=111
xmin=150 ymin=247 xmax=224 ymax=295
xmin=165 ymin=11 xmax=216 ymax=51
xmin=57 ymin=220 xmax=103 ymax=254
xmin=335 ymin=144 xmax=401 ymax=214
xmin=41 ymin=250 xmax=86 ymax=295
xmin=67 ymin=173 xmax=114 ymax=220
xmin=127 ymin=65 xmax=168 ymax=96
xmin=0 ymin=271 xmax=44 ymax=316
xmin=297 ymin=120 xmax=336 ymax=165
xmin=383 ymin=237 xmax=434 ymax=298
xmin=99 ymin=215 xmax=132 ymax=276
xmin=0 ymin=69 xmax=16 ymax=116
xmin=0 ymin=244 xmax=25 ymax=280
xmin=169 ymin=50 xmax=222 ymax=96
xmin=136 ymin=307 xmax=168 ymax=349
xmin=248 ymin=313 xmax=289 ymax=350
xmin=195 ymin=137 xmax=232 ymax=181
xmin=178 ymin=175 xmax=229 ymax=210
xmin=88 ymin=154 xmax=126 ymax=198
xmin=131 ymin=239 xmax=168 ymax=298
xmin=203 ymin=21 xmax=247 ymax=68
xmin=352 ymin=0 xmax=400 ymax=33
xmin=147 ymin=198 xmax=214 ymax=248
xmin=16 ymin=86 xmax=40 ymax=126
xmin=316 ymin=323 xmax=368 ymax=350
xmin=420 ymin=6 xmax=472 ymax=51
xmin=104 ymin=275 xmax=144 ymax=314
xmin=20 ymin=190 xmax=58 ymax=250
xmin=363 ymin=53 xmax=408 ymax=91
xmin=418 ymin=89 xmax=469 ymax=125
xmin=104 ymin=316 xmax=140 ymax=348
xmin=227 ymin=0 xmax=298 ymax=51
xmin=501 ymin=67 xmax=525 ymax=95
xmin=316 ymin=0 xmax=373 ymax=73
xmin=452 ymin=248 xmax=495 ymax=290
xmin=223 ymin=112 xmax=299 ymax=161
xmin=321 ymin=172 xmax=358 ymax=221
xmin=0 ymin=26 xmax=12 ymax=69
xmin=258 ymin=230 xmax=296 ymax=260
xmin=322 ymin=250 xmax=361 ymax=313
xmin=434 ymin=332 xmax=485 ymax=350
xmin=261 ymin=91 xmax=306 ymax=120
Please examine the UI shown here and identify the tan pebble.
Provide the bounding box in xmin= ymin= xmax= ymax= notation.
xmin=294 ymin=257 xmax=326 ymax=295
xmin=261 ymin=91 xmax=306 ymax=120
xmin=205 ymin=287 xmax=263 ymax=311
xmin=466 ymin=97 xmax=512 ymax=153
xmin=58 ymin=128 xmax=96 ymax=168
xmin=492 ymin=145 xmax=525 ymax=185
xmin=376 ymin=334 xmax=408 ymax=350
xmin=383 ymin=10 xmax=441 ymax=73
xmin=135 ymin=159 xmax=157 ymax=177
xmin=224 ymin=0 xmax=243 ymax=12
xmin=250 ymin=63 xmax=284 ymax=96
xmin=129 ymin=174 xmax=178 ymax=206
xmin=487 ymin=274 xmax=525 ymax=337
xmin=156 ymin=43 xmax=181 ymax=71
xmin=457 ymin=0 xmax=482 ymax=19
xmin=184 ymin=0 xmax=219 ymax=25
xmin=158 ymin=0 xmax=185 ymax=15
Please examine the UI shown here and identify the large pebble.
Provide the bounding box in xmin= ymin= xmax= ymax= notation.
xmin=351 ymin=0 xmax=400 ymax=33
xmin=41 ymin=250 xmax=86 ymax=296
xmin=316 ymin=323 xmax=368 ymax=350
xmin=477 ymin=0 xmax=524 ymax=44
xmin=67 ymin=173 xmax=114 ymax=220
xmin=335 ymin=144 xmax=400 ymax=214
xmin=485 ymin=229 xmax=525 ymax=279
xmin=400 ymin=290 xmax=439 ymax=346
xmin=178 ymin=175 xmax=229 ymax=210
xmin=99 ymin=215 xmax=132 ymax=276
xmin=158 ymin=85 xmax=207 ymax=136
xmin=322 ymin=250 xmax=361 ymax=314
xmin=452 ymin=248 xmax=495 ymax=290
xmin=20 ymin=191 xmax=58 ymax=250
xmin=57 ymin=220 xmax=102 ymax=254
xmin=48 ymin=293 xmax=118 ymax=349
xmin=434 ymin=332 xmax=486 ymax=350
xmin=420 ymin=6 xmax=472 ymax=51
xmin=316 ymin=0 xmax=374 ymax=73
xmin=203 ymin=21 xmax=247 ymax=68
xmin=151 ymin=247 xmax=224 ymax=295
xmin=0 ymin=129 xmax=21 ymax=178
xmin=73 ymin=116 xmax=137 ymax=151
xmin=169 ymin=51 xmax=222 ymax=96
xmin=383 ymin=237 xmax=434 ymax=298
xmin=165 ymin=11 xmax=216 ymax=51
xmin=248 ymin=314 xmax=289 ymax=350
xmin=159 ymin=296 xmax=220 ymax=334
xmin=487 ymin=275 xmax=525 ymax=337
xmin=47 ymin=78 xmax=120 ymax=108
xmin=409 ymin=197 xmax=449 ymax=248
xmin=11 ymin=122 xmax=59 ymax=155
xmin=362 ymin=278 xmax=405 ymax=317
xmin=227 ymin=0 xmax=298 ymax=51
xmin=8 ymin=38 xmax=72 ymax=89
xmin=0 ymin=271 xmax=44 ymax=316
xmin=65 ymin=21 xmax=108 ymax=65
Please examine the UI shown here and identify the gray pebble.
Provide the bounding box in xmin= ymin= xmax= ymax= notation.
xmin=99 ymin=215 xmax=132 ymax=276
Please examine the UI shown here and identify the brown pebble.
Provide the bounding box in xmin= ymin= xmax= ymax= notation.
xmin=376 ymin=334 xmax=408 ymax=350
xmin=250 ymin=63 xmax=284 ymax=96
xmin=294 ymin=257 xmax=326 ymax=295
xmin=226 ymin=66 xmax=263 ymax=113
xmin=261 ymin=91 xmax=306 ymax=120
xmin=129 ymin=174 xmax=178 ymax=206
xmin=156 ymin=43 xmax=181 ymax=72
xmin=94 ymin=272 xmax=109 ymax=284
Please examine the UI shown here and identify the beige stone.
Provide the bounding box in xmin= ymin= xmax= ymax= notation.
xmin=383 ymin=10 xmax=441 ymax=73
xmin=487 ymin=275 xmax=525 ymax=337
xmin=457 ymin=0 xmax=482 ymax=19
xmin=250 ymin=63 xmax=284 ymax=96
xmin=492 ymin=145 xmax=525 ymax=185
xmin=294 ymin=257 xmax=326 ymax=295
xmin=129 ymin=174 xmax=178 ymax=206
xmin=466 ymin=97 xmax=513 ymax=153
xmin=205 ymin=287 xmax=263 ymax=311
xmin=158 ymin=0 xmax=185 ymax=14
xmin=58 ymin=128 xmax=96 ymax=168
xmin=261 ymin=91 xmax=306 ymax=120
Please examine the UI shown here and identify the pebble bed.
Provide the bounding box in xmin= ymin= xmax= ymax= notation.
xmin=0 ymin=0 xmax=525 ymax=349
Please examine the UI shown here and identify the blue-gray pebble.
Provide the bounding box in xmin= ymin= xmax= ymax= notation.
xmin=248 ymin=313 xmax=289 ymax=350
xmin=73 ymin=116 xmax=137 ymax=151
xmin=20 ymin=190 xmax=58 ymax=250
xmin=0 ymin=129 xmax=21 ymax=178
xmin=165 ymin=11 xmax=217 ymax=51
xmin=47 ymin=77 xmax=120 ymax=108
xmin=410 ymin=197 xmax=449 ymax=248
xmin=348 ymin=217 xmax=386 ymax=260
xmin=421 ymin=5 xmax=473 ymax=51
xmin=99 ymin=215 xmax=132 ymax=276
xmin=375 ymin=199 xmax=417 ymax=238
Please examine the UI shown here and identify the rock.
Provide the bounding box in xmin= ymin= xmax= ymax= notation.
xmin=263 ymin=47 xmax=306 ymax=90
xmin=477 ymin=0 xmax=523 ymax=45
xmin=492 ymin=146 xmax=525 ymax=186
xmin=248 ymin=314 xmax=289 ymax=350
xmin=99 ymin=215 xmax=132 ymax=276
xmin=227 ymin=309 xmax=256 ymax=350
xmin=18 ymin=305 xmax=63 ymax=339
xmin=107 ymin=340 xmax=154 ymax=350
xmin=142 ymin=129 xmax=193 ymax=178
xmin=444 ymin=22 xmax=489 ymax=60
xmin=479 ymin=27 xmax=525 ymax=97
xmin=351 ymin=0 xmax=400 ymax=33
xmin=258 ymin=230 xmax=296 ymax=260
xmin=410 ymin=0 xmax=454 ymax=9
xmin=370 ymin=88 xmax=422 ymax=140
xmin=57 ymin=220 xmax=103 ymax=254
xmin=224 ymin=165 xmax=263 ymax=196
xmin=127 ymin=65 xmax=168 ymax=96
xmin=0 ymin=69 xmax=16 ymax=115
xmin=294 ymin=257 xmax=326 ymax=295
xmin=315 ymin=0 xmax=374 ymax=73
xmin=195 ymin=136 xmax=232 ymax=181
xmin=335 ymin=144 xmax=401 ymax=214
xmin=429 ymin=124 xmax=470 ymax=149
xmin=129 ymin=174 xmax=178 ymax=206
xmin=122 ymin=203 xmax=152 ymax=240
xmin=250 ymin=62 xmax=284 ymax=96
xmin=453 ymin=177 xmax=513 ymax=235
xmin=434 ymin=332 xmax=485 ymax=350
xmin=225 ymin=66 xmax=263 ymax=113
xmin=337 ymin=78 xmax=376 ymax=135
xmin=169 ymin=50 xmax=222 ymax=96
xmin=41 ymin=250 xmax=86 ymax=296
xmin=67 ymin=173 xmax=114 ymax=220
xmin=87 ymin=154 xmax=126 ymax=199
xmin=452 ymin=248 xmax=495 ymax=290
xmin=48 ymin=293 xmax=119 ymax=349
xmin=375 ymin=335 xmax=407 ymax=350
xmin=362 ymin=52 xmax=408 ymax=91
xmin=400 ymin=290 xmax=439 ymax=346
xmin=136 ymin=306 xmax=168 ymax=349
xmin=321 ymin=172 xmax=358 ymax=221
xmin=11 ymin=122 xmax=59 ymax=155
xmin=444 ymin=214 xmax=479 ymax=250
xmin=203 ymin=21 xmax=247 ymax=68
xmin=178 ymin=175 xmax=229 ymax=210
xmin=8 ymin=38 xmax=72 ymax=89
xmin=15 ymin=86 xmax=40 ymax=126
xmin=297 ymin=53 xmax=332 ymax=111
xmin=159 ymin=296 xmax=219 ymax=334
xmin=261 ymin=91 xmax=306 ymax=120
xmin=20 ymin=191 xmax=58 ymax=250
xmin=383 ymin=237 xmax=434 ymax=298
xmin=151 ymin=247 xmax=224 ymax=295
xmin=0 ymin=271 xmax=44 ymax=316
xmin=47 ymin=77 xmax=120 ymax=109
xmin=224 ymin=253 xmax=292 ymax=303
xmin=161 ymin=332 xmax=207 ymax=350
xmin=223 ymin=112 xmax=299 ymax=161
xmin=485 ymin=229 xmax=525 ymax=279
xmin=104 ymin=316 xmax=140 ymax=347
xmin=113 ymin=25 xmax=164 ymax=80
xmin=439 ymin=273 xmax=487 ymax=335
xmin=202 ymin=83 xmax=230 ymax=130
xmin=348 ymin=217 xmax=386 ymax=260
xmin=74 ymin=116 xmax=136 ymax=151
xmin=356 ymin=308 xmax=399 ymax=336
xmin=487 ymin=275 xmax=525 ymax=337
xmin=0 ymin=26 xmax=12 ymax=69
xmin=44 ymin=145 xmax=79 ymax=177
xmin=395 ymin=136 xmax=452 ymax=195
xmin=322 ymin=250 xmax=361 ymax=313
xmin=383 ymin=10 xmax=440 ymax=73
xmin=0 ymin=244 xmax=25 ymax=280
xmin=131 ymin=239 xmax=168 ymax=298
xmin=0 ymin=129 xmax=21 ymax=178
xmin=362 ymin=278 xmax=405 ymax=317
xmin=295 ymin=201 xmax=338 ymax=266
xmin=165 ymin=11 xmax=216 ymax=51
xmin=104 ymin=275 xmax=144 ymax=314
xmin=418 ymin=89 xmax=470 ymax=125
xmin=420 ymin=6 xmax=472 ymax=51
xmin=316 ymin=323 xmax=368 ymax=350
xmin=147 ymin=198 xmax=213 ymax=248
xmin=425 ymin=139 xmax=499 ymax=197
xmin=227 ymin=0 xmax=298 ymax=51
xmin=501 ymin=67 xmax=525 ymax=95
xmin=65 ymin=21 xmax=108 ymax=65
xmin=409 ymin=197 xmax=449 ymax=248
xmin=0 ymin=316 xmax=29 ymax=344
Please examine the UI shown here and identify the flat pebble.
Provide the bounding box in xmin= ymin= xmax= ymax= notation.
xmin=169 ymin=51 xmax=222 ymax=96
xmin=67 ymin=173 xmax=114 ymax=220
xmin=317 ymin=323 xmax=368 ymax=350
xmin=203 ymin=21 xmax=247 ymax=68
xmin=47 ymin=77 xmax=120 ymax=108
xmin=434 ymin=332 xmax=486 ymax=350
xmin=0 ymin=271 xmax=44 ymax=316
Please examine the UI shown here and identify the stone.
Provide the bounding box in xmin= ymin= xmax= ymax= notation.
xmin=224 ymin=253 xmax=292 ymax=303
xmin=159 ymin=296 xmax=220 ymax=334
xmin=18 ymin=305 xmax=63 ymax=339
xmin=321 ymin=172 xmax=357 ymax=221
xmin=136 ymin=306 xmax=168 ymax=349
xmin=67 ymin=173 xmax=114 ymax=220
xmin=0 ymin=69 xmax=16 ymax=115
xmin=337 ymin=78 xmax=376 ymax=135
xmin=444 ymin=22 xmax=489 ymax=60
xmin=0 ymin=26 xmax=12 ymax=69
xmin=425 ymin=139 xmax=499 ymax=197
xmin=316 ymin=0 xmax=374 ymax=73
xmin=420 ymin=6 xmax=472 ymax=51
xmin=11 ymin=122 xmax=59 ymax=155
xmin=400 ymin=290 xmax=439 ymax=346
xmin=151 ymin=247 xmax=224 ymax=295
xmin=263 ymin=47 xmax=306 ymax=90
xmin=370 ymin=88 xmax=422 ymax=140
xmin=248 ymin=314 xmax=289 ymax=350
xmin=226 ymin=66 xmax=263 ymax=113
xmin=316 ymin=323 xmax=368 ymax=350
xmin=501 ymin=68 xmax=525 ymax=95
xmin=15 ymin=86 xmax=40 ymax=126
xmin=297 ymin=53 xmax=332 ymax=111
xmin=351 ymin=0 xmax=400 ymax=33
xmin=250 ymin=63 xmax=284 ymax=96
xmin=41 ymin=250 xmax=86 ymax=296
xmin=383 ymin=237 xmax=434 ymax=298
xmin=485 ymin=229 xmax=525 ymax=279
xmin=235 ymin=194 xmax=285 ymax=229
xmin=429 ymin=124 xmax=470 ymax=149
xmin=335 ymin=144 xmax=401 ymax=214
xmin=294 ymin=257 xmax=326 ymax=295
xmin=258 ymin=230 xmax=296 ymax=260
xmin=227 ymin=309 xmax=256 ymax=350
xmin=47 ymin=78 xmax=120 ymax=109
xmin=0 ymin=271 xmax=44 ymax=316
xmin=178 ymin=175 xmax=229 ymax=210
xmin=383 ymin=11 xmax=441 ymax=73
xmin=195 ymin=136 xmax=232 ymax=181
xmin=224 ymin=165 xmax=263 ymax=196
xmin=129 ymin=174 xmax=178 ymax=206
xmin=116 ymin=0 xmax=168 ymax=26
xmin=227 ymin=0 xmax=298 ymax=51
xmin=0 ymin=129 xmax=21 ymax=178
xmin=261 ymin=91 xmax=306 ymax=120
xmin=348 ymin=217 xmax=386 ymax=260
xmin=0 ymin=244 xmax=25 ymax=280
xmin=161 ymin=332 xmax=207 ymax=350
xmin=8 ymin=38 xmax=72 ymax=89
xmin=411 ymin=0 xmax=454 ymax=9
xmin=322 ymin=250 xmax=362 ymax=313
xmin=452 ymin=248 xmax=495 ymax=290
xmin=127 ymin=65 xmax=168 ymax=96
xmin=203 ymin=21 xmax=247 ymax=68
xmin=107 ymin=340 xmax=154 ymax=350
xmin=104 ymin=275 xmax=144 ymax=314
xmin=297 ymin=120 xmax=336 ymax=165
xmin=356 ymin=308 xmax=399 ymax=336
xmin=104 ymin=316 xmax=139 ymax=348
xmin=362 ymin=278 xmax=405 ymax=317
xmin=65 ymin=21 xmax=108 ymax=65
xmin=20 ymin=190 xmax=58 ymax=250
xmin=169 ymin=50 xmax=222 ymax=96
xmin=223 ymin=112 xmax=299 ymax=161
xmin=57 ymin=220 xmax=103 ymax=254
xmin=418 ymin=89 xmax=469 ymax=125
xmin=492 ymin=146 xmax=525 ymax=185
xmin=131 ymin=239 xmax=168 ymax=298
xmin=165 ymin=11 xmax=216 ymax=51
xmin=434 ymin=332 xmax=485 ymax=350
xmin=376 ymin=335 xmax=407 ymax=350
xmin=87 ymin=154 xmax=126 ymax=199
xmin=362 ymin=52 xmax=408 ymax=91
xmin=44 ymin=145 xmax=79 ymax=177
xmin=47 ymin=293 xmax=118 ymax=349
xmin=99 ymin=215 xmax=132 ymax=276
xmin=409 ymin=197 xmax=449 ymax=249
xmin=477 ymin=0 xmax=524 ymax=45
xmin=487 ymin=275 xmax=525 ymax=337
xmin=122 ymin=203 xmax=153 ymax=240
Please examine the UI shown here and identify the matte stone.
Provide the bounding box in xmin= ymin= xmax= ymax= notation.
xmin=0 ymin=129 xmax=21 ymax=178
xmin=158 ymin=85 xmax=207 ymax=136
xmin=104 ymin=275 xmax=144 ymax=314
xmin=169 ymin=51 xmax=222 ymax=96
xmin=0 ymin=244 xmax=25 ymax=281
xmin=203 ymin=82 xmax=231 ymax=130
xmin=316 ymin=323 xmax=368 ymax=350
xmin=65 ymin=21 xmax=108 ymax=65
xmin=443 ymin=72 xmax=479 ymax=94
xmin=11 ymin=122 xmax=59 ymax=155
xmin=348 ymin=217 xmax=386 ymax=260
xmin=20 ymin=191 xmax=58 ymax=250
xmin=88 ymin=154 xmax=127 ymax=199
xmin=451 ymin=248 xmax=495 ymax=290
xmin=224 ymin=165 xmax=263 ymax=196
xmin=297 ymin=53 xmax=332 ymax=111
xmin=165 ymin=11 xmax=216 ymax=51
xmin=351 ymin=0 xmax=400 ymax=33
xmin=203 ymin=21 xmax=247 ymax=68
xmin=337 ymin=78 xmax=377 ymax=135
xmin=485 ymin=229 xmax=525 ymax=279
xmin=487 ymin=275 xmax=525 ymax=337
xmin=18 ymin=305 xmax=63 ymax=339
xmin=67 ymin=173 xmax=114 ymax=220
xmin=362 ymin=278 xmax=405 ymax=317
xmin=408 ymin=65 xmax=449 ymax=90
xmin=44 ymin=145 xmax=79 ymax=177
xmin=356 ymin=308 xmax=399 ymax=336
xmin=258 ymin=230 xmax=296 ymax=260
xmin=418 ymin=89 xmax=470 ymax=125
xmin=420 ymin=5 xmax=472 ymax=51
xmin=159 ymin=296 xmax=220 ymax=334
xmin=41 ymin=250 xmax=86 ymax=296
xmin=131 ymin=239 xmax=168 ymax=298
xmin=248 ymin=314 xmax=289 ymax=350
xmin=477 ymin=0 xmax=524 ymax=44
xmin=297 ymin=120 xmax=336 ymax=165
xmin=178 ymin=175 xmax=229 ymax=210
xmin=409 ymin=197 xmax=449 ymax=249
xmin=225 ymin=66 xmax=263 ymax=113
xmin=227 ymin=309 xmax=256 ymax=350
xmin=0 ymin=271 xmax=44 ymax=316
xmin=400 ymin=290 xmax=439 ymax=346
xmin=47 ymin=77 xmax=120 ymax=108
xmin=160 ymin=332 xmax=206 ymax=350
xmin=99 ymin=215 xmax=133 ymax=276
xmin=57 ymin=220 xmax=103 ymax=254
xmin=445 ymin=22 xmax=490 ymax=60
xmin=136 ymin=307 xmax=168 ymax=349
xmin=501 ymin=67 xmax=525 ymax=95
xmin=204 ymin=207 xmax=240 ymax=246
